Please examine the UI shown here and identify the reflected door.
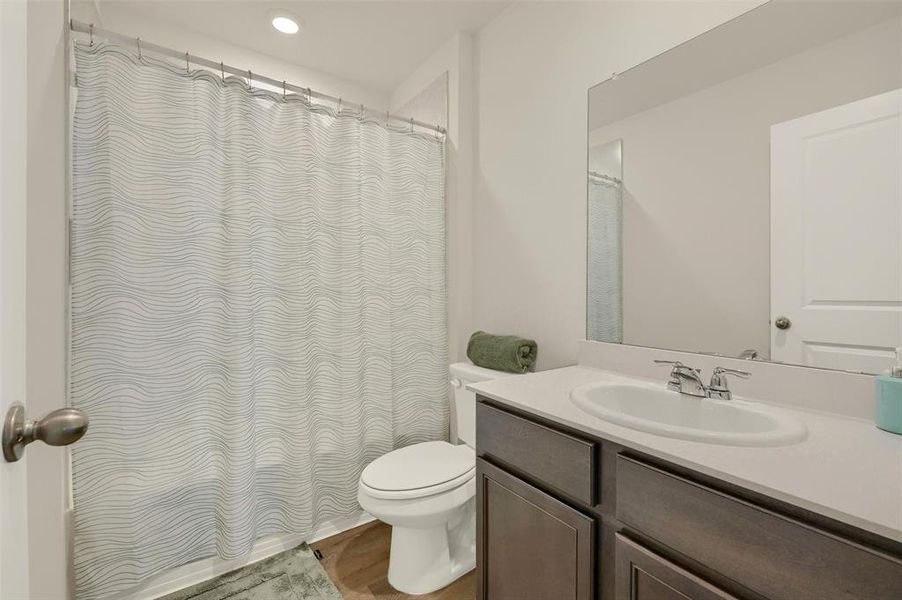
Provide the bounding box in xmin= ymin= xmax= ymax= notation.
xmin=771 ymin=88 xmax=902 ymax=372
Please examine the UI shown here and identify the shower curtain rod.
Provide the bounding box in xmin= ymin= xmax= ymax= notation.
xmin=69 ymin=19 xmax=447 ymax=135
xmin=589 ymin=170 xmax=621 ymax=184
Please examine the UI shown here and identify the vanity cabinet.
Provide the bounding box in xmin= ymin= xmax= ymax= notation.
xmin=475 ymin=398 xmax=902 ymax=600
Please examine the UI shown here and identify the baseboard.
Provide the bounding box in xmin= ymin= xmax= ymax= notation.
xmin=113 ymin=511 xmax=375 ymax=600
xmin=306 ymin=511 xmax=376 ymax=544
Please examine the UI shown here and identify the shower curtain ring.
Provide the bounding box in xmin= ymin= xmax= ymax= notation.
xmin=220 ymin=62 xmax=225 ymax=81
xmin=306 ymin=87 xmax=312 ymax=103
xmin=185 ymin=51 xmax=190 ymax=72
xmin=248 ymin=70 xmax=253 ymax=90
xmin=282 ymin=80 xmax=287 ymax=99
xmin=136 ymin=38 xmax=142 ymax=60
xmin=385 ymin=110 xmax=390 ymax=127
xmin=337 ymin=97 xmax=342 ymax=114
xmin=89 ymin=23 xmax=94 ymax=46
xmin=409 ymin=117 xmax=414 ymax=133
xmin=359 ymin=103 xmax=365 ymax=120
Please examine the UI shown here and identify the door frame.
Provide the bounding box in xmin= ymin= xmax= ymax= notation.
xmin=23 ymin=0 xmax=73 ymax=598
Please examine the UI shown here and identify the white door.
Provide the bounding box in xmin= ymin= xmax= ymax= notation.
xmin=771 ymin=88 xmax=902 ymax=373
xmin=0 ymin=1 xmax=32 ymax=596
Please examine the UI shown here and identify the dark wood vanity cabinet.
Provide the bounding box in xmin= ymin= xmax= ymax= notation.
xmin=475 ymin=398 xmax=902 ymax=600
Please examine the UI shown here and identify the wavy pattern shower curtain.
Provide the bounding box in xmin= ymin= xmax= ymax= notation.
xmin=70 ymin=42 xmax=447 ymax=599
xmin=587 ymin=175 xmax=623 ymax=343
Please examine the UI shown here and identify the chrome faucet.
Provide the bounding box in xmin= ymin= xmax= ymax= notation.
xmin=654 ymin=361 xmax=751 ymax=400
xmin=654 ymin=360 xmax=707 ymax=398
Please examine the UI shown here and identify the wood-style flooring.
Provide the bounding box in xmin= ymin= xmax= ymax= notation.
xmin=312 ymin=521 xmax=475 ymax=600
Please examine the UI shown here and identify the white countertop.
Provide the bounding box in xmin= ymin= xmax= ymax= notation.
xmin=469 ymin=365 xmax=902 ymax=543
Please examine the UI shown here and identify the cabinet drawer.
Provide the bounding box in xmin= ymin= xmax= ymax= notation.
xmin=615 ymin=534 xmax=736 ymax=600
xmin=476 ymin=401 xmax=597 ymax=505
xmin=616 ymin=455 xmax=902 ymax=600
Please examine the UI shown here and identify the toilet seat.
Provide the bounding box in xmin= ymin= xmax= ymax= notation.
xmin=360 ymin=441 xmax=475 ymax=500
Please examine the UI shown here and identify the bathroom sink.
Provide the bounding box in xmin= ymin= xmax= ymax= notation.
xmin=569 ymin=382 xmax=808 ymax=446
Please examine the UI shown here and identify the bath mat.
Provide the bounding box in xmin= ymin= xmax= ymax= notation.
xmin=157 ymin=543 xmax=342 ymax=600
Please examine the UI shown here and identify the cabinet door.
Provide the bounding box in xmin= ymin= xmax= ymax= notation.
xmin=477 ymin=458 xmax=594 ymax=600
xmin=615 ymin=535 xmax=736 ymax=600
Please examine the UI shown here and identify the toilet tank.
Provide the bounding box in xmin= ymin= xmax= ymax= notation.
xmin=449 ymin=362 xmax=522 ymax=447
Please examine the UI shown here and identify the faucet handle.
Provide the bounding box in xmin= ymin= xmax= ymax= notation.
xmin=708 ymin=366 xmax=751 ymax=400
xmin=654 ymin=359 xmax=685 ymax=368
xmin=654 ymin=360 xmax=701 ymax=375
xmin=712 ymin=366 xmax=750 ymax=379
xmin=654 ymin=360 xmax=683 ymax=391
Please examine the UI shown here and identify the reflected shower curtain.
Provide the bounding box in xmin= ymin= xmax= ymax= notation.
xmin=70 ymin=42 xmax=447 ymax=599
xmin=587 ymin=175 xmax=623 ymax=342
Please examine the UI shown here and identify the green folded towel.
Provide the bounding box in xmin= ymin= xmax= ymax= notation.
xmin=467 ymin=330 xmax=538 ymax=374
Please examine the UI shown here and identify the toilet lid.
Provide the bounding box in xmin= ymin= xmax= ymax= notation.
xmin=361 ymin=441 xmax=475 ymax=492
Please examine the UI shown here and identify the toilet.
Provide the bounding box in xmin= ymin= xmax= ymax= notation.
xmin=357 ymin=362 xmax=520 ymax=594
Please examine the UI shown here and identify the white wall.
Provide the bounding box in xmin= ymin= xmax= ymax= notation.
xmin=393 ymin=72 xmax=448 ymax=131
xmin=472 ymin=1 xmax=761 ymax=370
xmin=590 ymin=16 xmax=902 ymax=359
xmin=391 ymin=32 xmax=476 ymax=365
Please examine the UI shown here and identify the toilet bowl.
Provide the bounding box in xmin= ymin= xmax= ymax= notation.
xmin=357 ymin=362 xmax=521 ymax=595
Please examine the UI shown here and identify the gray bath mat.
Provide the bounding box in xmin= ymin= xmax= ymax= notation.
xmin=158 ymin=543 xmax=342 ymax=600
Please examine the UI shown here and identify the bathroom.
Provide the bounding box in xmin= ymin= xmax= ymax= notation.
xmin=1 ymin=0 xmax=900 ymax=598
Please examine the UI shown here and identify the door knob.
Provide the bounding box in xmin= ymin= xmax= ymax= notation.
xmin=774 ymin=316 xmax=792 ymax=330
xmin=2 ymin=404 xmax=88 ymax=463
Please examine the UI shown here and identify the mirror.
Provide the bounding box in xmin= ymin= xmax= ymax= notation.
xmin=586 ymin=1 xmax=902 ymax=374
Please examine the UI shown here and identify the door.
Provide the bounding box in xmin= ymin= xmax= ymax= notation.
xmin=771 ymin=89 xmax=902 ymax=373
xmin=615 ymin=535 xmax=736 ymax=600
xmin=476 ymin=458 xmax=594 ymax=600
xmin=2 ymin=3 xmax=83 ymax=598
xmin=0 ymin=1 xmax=31 ymax=596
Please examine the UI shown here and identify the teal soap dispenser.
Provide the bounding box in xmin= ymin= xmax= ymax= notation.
xmin=876 ymin=347 xmax=902 ymax=434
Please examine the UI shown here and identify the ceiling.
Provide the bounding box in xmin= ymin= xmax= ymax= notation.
xmin=89 ymin=1 xmax=509 ymax=93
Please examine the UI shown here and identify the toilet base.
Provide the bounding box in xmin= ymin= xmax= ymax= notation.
xmin=386 ymin=498 xmax=475 ymax=595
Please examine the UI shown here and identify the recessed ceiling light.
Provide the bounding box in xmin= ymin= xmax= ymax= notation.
xmin=272 ymin=15 xmax=299 ymax=35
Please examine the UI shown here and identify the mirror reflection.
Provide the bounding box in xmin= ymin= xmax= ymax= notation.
xmin=587 ymin=139 xmax=623 ymax=344
xmin=586 ymin=1 xmax=902 ymax=374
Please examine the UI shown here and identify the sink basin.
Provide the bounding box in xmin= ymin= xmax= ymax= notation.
xmin=569 ymin=382 xmax=808 ymax=446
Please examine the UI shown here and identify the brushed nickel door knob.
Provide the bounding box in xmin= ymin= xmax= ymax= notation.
xmin=774 ymin=316 xmax=792 ymax=330
xmin=2 ymin=405 xmax=88 ymax=462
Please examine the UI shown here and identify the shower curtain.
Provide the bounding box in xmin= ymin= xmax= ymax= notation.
xmin=587 ymin=175 xmax=623 ymax=343
xmin=70 ymin=42 xmax=447 ymax=599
